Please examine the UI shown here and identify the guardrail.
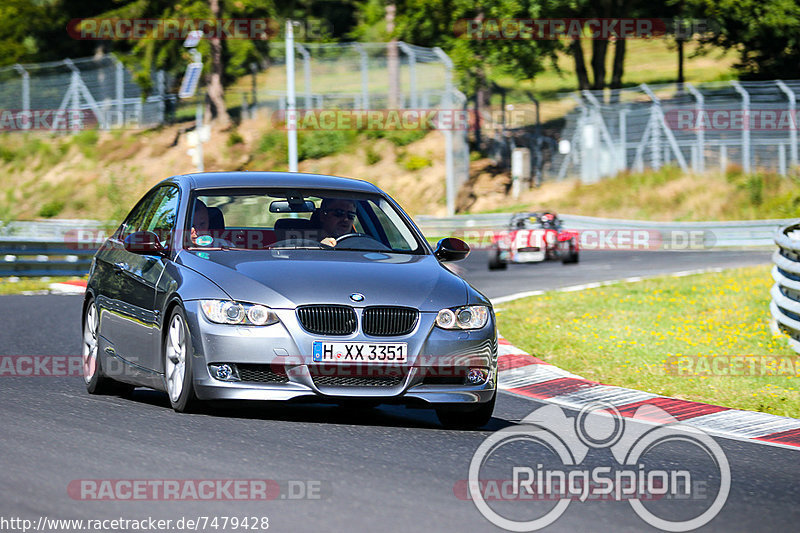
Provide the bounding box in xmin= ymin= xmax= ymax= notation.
xmin=0 ymin=214 xmax=794 ymax=277
xmin=416 ymin=213 xmax=795 ymax=248
xmin=771 ymin=223 xmax=800 ymax=352
xmin=0 ymin=237 xmax=101 ymax=277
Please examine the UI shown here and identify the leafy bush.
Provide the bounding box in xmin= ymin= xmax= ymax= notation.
xmin=365 ymin=128 xmax=429 ymax=147
xmin=365 ymin=146 xmax=382 ymax=165
xmin=256 ymin=131 xmax=286 ymax=156
xmin=402 ymin=154 xmax=432 ymax=171
xmin=38 ymin=200 xmax=64 ymax=218
xmin=0 ymin=146 xmax=16 ymax=163
xmin=227 ymin=130 xmax=244 ymax=146
xmin=72 ymin=129 xmax=99 ymax=158
xmin=297 ymin=130 xmax=356 ymax=161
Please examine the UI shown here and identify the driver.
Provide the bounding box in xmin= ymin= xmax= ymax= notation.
xmin=318 ymin=198 xmax=357 ymax=247
xmin=189 ymin=199 xmax=233 ymax=248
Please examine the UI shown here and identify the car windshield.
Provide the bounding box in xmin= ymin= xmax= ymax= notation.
xmin=185 ymin=188 xmax=424 ymax=254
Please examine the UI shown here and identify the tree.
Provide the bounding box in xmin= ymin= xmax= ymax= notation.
xmin=560 ymin=0 xmax=651 ymax=92
xmin=683 ymin=0 xmax=800 ymax=79
xmin=83 ymin=0 xmax=280 ymax=126
xmin=0 ymin=0 xmax=49 ymax=66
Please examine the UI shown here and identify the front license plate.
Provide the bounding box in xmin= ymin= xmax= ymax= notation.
xmin=312 ymin=341 xmax=408 ymax=363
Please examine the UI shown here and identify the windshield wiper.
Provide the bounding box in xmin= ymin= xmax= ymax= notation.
xmin=269 ymin=245 xmax=326 ymax=250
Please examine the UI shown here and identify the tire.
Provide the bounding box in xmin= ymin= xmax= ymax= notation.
xmin=488 ymin=248 xmax=507 ymax=270
xmin=163 ymin=306 xmax=199 ymax=413
xmin=562 ymin=241 xmax=579 ymax=264
xmin=82 ymin=298 xmax=135 ymax=396
xmin=435 ymin=391 xmax=496 ymax=429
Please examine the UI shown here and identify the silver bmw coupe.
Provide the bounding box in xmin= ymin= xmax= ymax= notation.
xmin=82 ymin=172 xmax=497 ymax=428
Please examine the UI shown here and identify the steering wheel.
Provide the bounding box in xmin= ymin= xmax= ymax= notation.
xmin=335 ymin=232 xmax=368 ymax=243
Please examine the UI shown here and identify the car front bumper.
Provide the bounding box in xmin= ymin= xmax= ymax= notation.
xmin=183 ymin=301 xmax=498 ymax=406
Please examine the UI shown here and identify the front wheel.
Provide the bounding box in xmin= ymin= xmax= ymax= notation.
xmin=164 ymin=307 xmax=198 ymax=413
xmin=436 ymin=392 xmax=496 ymax=429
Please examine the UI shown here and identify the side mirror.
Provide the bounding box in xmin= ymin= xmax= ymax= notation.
xmin=434 ymin=237 xmax=470 ymax=262
xmin=124 ymin=231 xmax=166 ymax=255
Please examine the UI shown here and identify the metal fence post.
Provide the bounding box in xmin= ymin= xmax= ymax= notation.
xmin=13 ymin=64 xmax=29 ymax=119
xmin=114 ymin=56 xmax=124 ymax=127
xmin=295 ymin=43 xmax=312 ymax=109
xmin=582 ymin=90 xmax=621 ymax=175
xmin=353 ymin=44 xmax=369 ymax=109
xmin=732 ymin=81 xmax=751 ymax=174
xmin=651 ymin=104 xmax=662 ymax=169
xmin=618 ymin=107 xmax=627 ymax=171
xmin=779 ymin=144 xmax=787 ymax=176
xmin=686 ymin=82 xmax=705 ymax=173
xmin=433 ymin=46 xmax=455 ymax=216
xmin=397 ymin=42 xmax=417 ymax=109
xmin=640 ymin=83 xmax=688 ymax=172
xmin=156 ymin=70 xmax=165 ymax=123
xmin=286 ymin=21 xmax=298 ymax=172
xmin=777 ymin=80 xmax=797 ymax=170
xmin=720 ymin=144 xmax=727 ymax=175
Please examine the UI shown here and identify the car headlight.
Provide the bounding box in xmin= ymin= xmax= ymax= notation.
xmin=435 ymin=305 xmax=490 ymax=330
xmin=200 ymin=300 xmax=278 ymax=326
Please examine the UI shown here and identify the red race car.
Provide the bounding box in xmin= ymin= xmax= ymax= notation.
xmin=488 ymin=212 xmax=579 ymax=270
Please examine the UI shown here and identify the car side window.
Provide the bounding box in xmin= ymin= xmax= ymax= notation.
xmin=118 ymin=191 xmax=158 ymax=241
xmin=143 ymin=186 xmax=180 ymax=248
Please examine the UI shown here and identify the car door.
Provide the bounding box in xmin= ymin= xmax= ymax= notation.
xmin=95 ymin=189 xmax=158 ymax=370
xmin=106 ymin=186 xmax=180 ymax=376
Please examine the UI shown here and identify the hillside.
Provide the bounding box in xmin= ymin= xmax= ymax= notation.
xmin=0 ymin=37 xmax=762 ymax=225
xmin=0 ymin=113 xmax=454 ymax=223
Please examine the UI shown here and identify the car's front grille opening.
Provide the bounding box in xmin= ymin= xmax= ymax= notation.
xmin=297 ymin=305 xmax=357 ymax=335
xmin=420 ymin=367 xmax=471 ymax=385
xmin=362 ymin=306 xmax=419 ymax=336
xmin=237 ymin=364 xmax=289 ymax=384
xmin=309 ymin=365 xmax=406 ymax=387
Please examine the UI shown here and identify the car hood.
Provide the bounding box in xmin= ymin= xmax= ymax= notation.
xmin=177 ymin=249 xmax=470 ymax=311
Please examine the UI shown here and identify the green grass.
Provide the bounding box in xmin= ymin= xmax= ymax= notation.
xmin=496 ymin=265 xmax=799 ymax=417
xmin=0 ymin=276 xmax=84 ymax=295
xmin=495 ymin=39 xmax=738 ymax=104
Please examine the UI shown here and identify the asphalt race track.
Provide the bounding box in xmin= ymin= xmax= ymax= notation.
xmin=2 ymin=249 xmax=798 ymax=532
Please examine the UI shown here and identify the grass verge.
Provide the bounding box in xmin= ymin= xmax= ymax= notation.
xmin=0 ymin=277 xmax=85 ymax=295
xmin=495 ymin=265 xmax=799 ymax=417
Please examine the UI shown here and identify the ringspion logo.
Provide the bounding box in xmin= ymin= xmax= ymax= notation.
xmin=464 ymin=403 xmax=729 ymax=531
